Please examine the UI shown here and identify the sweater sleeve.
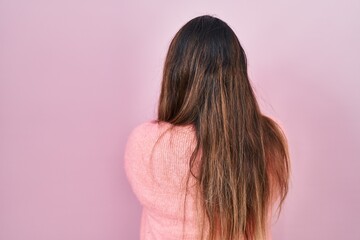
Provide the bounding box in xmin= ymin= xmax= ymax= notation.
xmin=124 ymin=123 xmax=145 ymax=200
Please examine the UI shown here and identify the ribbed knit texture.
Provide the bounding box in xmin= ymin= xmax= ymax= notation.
xmin=124 ymin=120 xmax=273 ymax=240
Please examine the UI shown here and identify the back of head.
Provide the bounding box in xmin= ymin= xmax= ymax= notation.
xmin=156 ymin=14 xmax=290 ymax=240
xmin=158 ymin=14 xmax=248 ymax=125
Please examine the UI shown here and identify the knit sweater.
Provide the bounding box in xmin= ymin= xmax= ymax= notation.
xmin=124 ymin=120 xmax=273 ymax=239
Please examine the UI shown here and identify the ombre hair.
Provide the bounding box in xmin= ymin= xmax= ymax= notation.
xmin=155 ymin=14 xmax=291 ymax=240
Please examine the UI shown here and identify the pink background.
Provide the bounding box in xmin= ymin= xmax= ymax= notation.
xmin=1 ymin=0 xmax=359 ymax=239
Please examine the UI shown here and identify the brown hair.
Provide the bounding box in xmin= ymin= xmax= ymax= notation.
xmin=155 ymin=14 xmax=290 ymax=240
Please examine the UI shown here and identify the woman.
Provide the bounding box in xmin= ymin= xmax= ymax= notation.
xmin=124 ymin=14 xmax=291 ymax=240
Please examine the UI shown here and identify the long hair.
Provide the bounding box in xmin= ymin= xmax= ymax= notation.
xmin=155 ymin=15 xmax=290 ymax=240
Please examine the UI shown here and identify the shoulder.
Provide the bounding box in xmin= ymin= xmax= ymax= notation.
xmin=124 ymin=121 xmax=160 ymax=177
xmin=127 ymin=120 xmax=171 ymax=140
xmin=125 ymin=120 xmax=170 ymax=149
xmin=126 ymin=120 xmax=196 ymax=154
xmin=128 ymin=119 xmax=195 ymax=137
xmin=124 ymin=120 xmax=175 ymax=181
xmin=126 ymin=120 xmax=196 ymax=148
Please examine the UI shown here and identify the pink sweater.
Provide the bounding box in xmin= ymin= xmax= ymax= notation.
xmin=124 ymin=120 xmax=273 ymax=239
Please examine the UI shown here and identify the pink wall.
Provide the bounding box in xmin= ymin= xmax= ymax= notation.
xmin=1 ymin=0 xmax=359 ymax=239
